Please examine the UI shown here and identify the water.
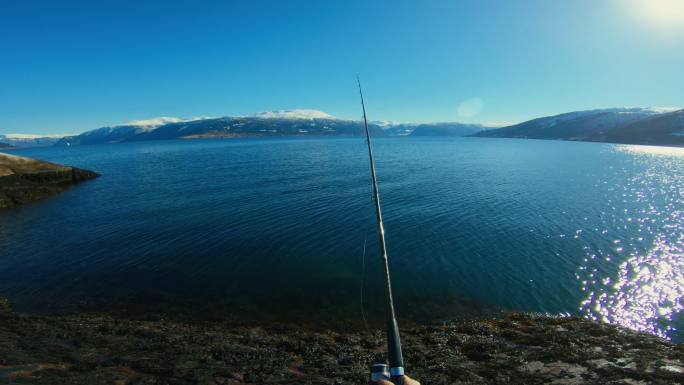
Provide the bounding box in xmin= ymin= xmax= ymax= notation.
xmin=1 ymin=137 xmax=682 ymax=339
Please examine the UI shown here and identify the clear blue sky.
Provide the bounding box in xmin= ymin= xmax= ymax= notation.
xmin=1 ymin=0 xmax=683 ymax=134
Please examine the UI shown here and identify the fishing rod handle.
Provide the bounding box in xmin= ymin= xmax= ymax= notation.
xmin=387 ymin=318 xmax=405 ymax=383
xmin=370 ymin=363 xmax=405 ymax=385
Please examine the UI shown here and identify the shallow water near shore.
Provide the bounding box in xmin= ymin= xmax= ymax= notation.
xmin=1 ymin=137 xmax=683 ymax=340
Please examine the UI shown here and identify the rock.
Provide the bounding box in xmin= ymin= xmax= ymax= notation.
xmin=660 ymin=359 xmax=684 ymax=373
xmin=0 ymin=297 xmax=10 ymax=313
xmin=608 ymin=379 xmax=648 ymax=385
xmin=587 ymin=359 xmax=617 ymax=369
xmin=0 ymin=153 xmax=99 ymax=208
xmin=522 ymin=360 xmax=588 ymax=377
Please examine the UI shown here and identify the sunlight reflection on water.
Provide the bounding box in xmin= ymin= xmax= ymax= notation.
xmin=578 ymin=145 xmax=684 ymax=339
xmin=616 ymin=144 xmax=684 ymax=157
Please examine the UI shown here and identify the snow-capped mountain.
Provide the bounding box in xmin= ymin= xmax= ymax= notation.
xmin=29 ymin=106 xmax=684 ymax=148
xmin=475 ymin=107 xmax=684 ymax=146
xmin=0 ymin=134 xmax=66 ymax=148
xmin=123 ymin=117 xmax=202 ymax=129
xmin=56 ymin=111 xmax=383 ymax=145
xmin=55 ymin=117 xmax=211 ymax=145
xmin=55 ymin=109 xmax=494 ymax=146
xmin=59 ymin=125 xmax=158 ymax=145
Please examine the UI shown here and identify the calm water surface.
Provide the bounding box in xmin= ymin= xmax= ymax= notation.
xmin=1 ymin=138 xmax=683 ymax=339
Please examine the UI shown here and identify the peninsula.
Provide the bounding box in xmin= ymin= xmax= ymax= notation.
xmin=0 ymin=152 xmax=99 ymax=208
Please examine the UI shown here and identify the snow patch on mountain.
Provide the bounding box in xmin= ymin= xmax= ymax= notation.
xmin=372 ymin=120 xmax=403 ymax=127
xmin=253 ymin=109 xmax=335 ymax=120
xmin=564 ymin=107 xmax=678 ymax=118
xmin=121 ymin=116 xmax=211 ymax=129
xmin=631 ymin=107 xmax=681 ymax=114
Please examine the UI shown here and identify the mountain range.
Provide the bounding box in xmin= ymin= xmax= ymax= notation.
xmin=56 ymin=115 xmax=378 ymax=146
xmin=0 ymin=134 xmax=64 ymax=148
xmin=53 ymin=110 xmax=497 ymax=146
xmin=3 ymin=107 xmax=684 ymax=148
xmin=474 ymin=107 xmax=684 ymax=146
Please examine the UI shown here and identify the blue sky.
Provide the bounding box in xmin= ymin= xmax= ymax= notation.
xmin=1 ymin=0 xmax=683 ymax=134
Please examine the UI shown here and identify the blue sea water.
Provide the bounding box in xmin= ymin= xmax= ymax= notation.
xmin=1 ymin=137 xmax=683 ymax=339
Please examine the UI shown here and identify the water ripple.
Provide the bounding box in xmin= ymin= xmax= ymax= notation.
xmin=2 ymin=138 xmax=683 ymax=333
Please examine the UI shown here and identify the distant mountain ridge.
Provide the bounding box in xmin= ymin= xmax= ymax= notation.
xmin=0 ymin=134 xmax=64 ymax=148
xmin=56 ymin=109 xmax=493 ymax=146
xmin=57 ymin=112 xmax=383 ymax=146
xmin=369 ymin=121 xmax=493 ymax=137
xmin=474 ymin=107 xmax=684 ymax=146
xmin=9 ymin=107 xmax=684 ymax=148
xmin=410 ymin=122 xmax=488 ymax=137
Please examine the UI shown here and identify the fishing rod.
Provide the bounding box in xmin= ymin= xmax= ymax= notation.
xmin=357 ymin=76 xmax=405 ymax=385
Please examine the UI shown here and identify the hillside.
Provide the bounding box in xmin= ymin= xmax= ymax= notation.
xmin=597 ymin=110 xmax=684 ymax=146
xmin=474 ymin=108 xmax=684 ymax=146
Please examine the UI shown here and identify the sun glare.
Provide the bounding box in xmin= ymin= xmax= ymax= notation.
xmin=632 ymin=0 xmax=684 ymax=25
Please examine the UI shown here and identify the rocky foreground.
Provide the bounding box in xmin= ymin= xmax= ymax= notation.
xmin=0 ymin=152 xmax=99 ymax=208
xmin=0 ymin=307 xmax=682 ymax=385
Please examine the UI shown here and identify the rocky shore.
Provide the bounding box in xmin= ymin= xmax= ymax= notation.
xmin=0 ymin=152 xmax=99 ymax=208
xmin=0 ymin=306 xmax=682 ymax=385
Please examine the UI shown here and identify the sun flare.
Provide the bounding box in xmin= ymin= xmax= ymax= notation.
xmin=632 ymin=0 xmax=684 ymax=25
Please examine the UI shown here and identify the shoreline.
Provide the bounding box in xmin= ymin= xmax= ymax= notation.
xmin=1 ymin=307 xmax=682 ymax=384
